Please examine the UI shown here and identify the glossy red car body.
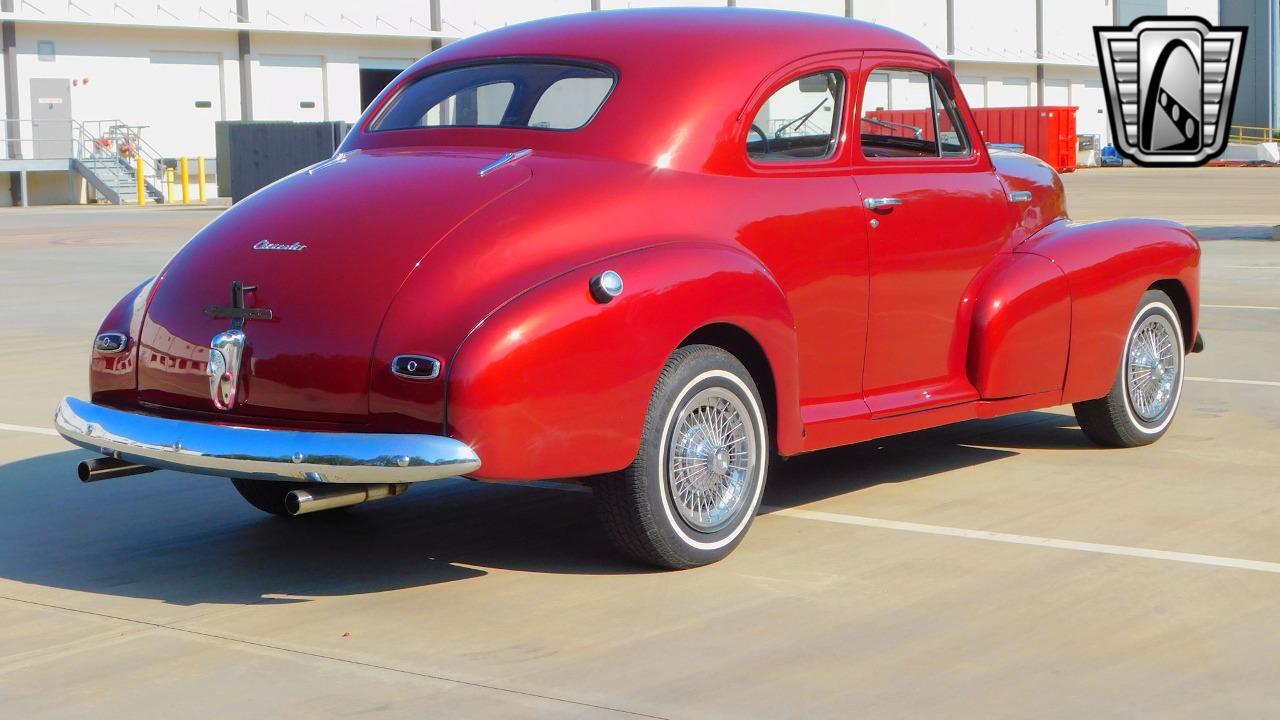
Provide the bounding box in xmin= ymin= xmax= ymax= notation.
xmin=89 ymin=9 xmax=1199 ymax=482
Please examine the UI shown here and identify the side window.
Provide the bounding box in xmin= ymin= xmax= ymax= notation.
xmin=860 ymin=69 xmax=937 ymax=158
xmin=859 ymin=68 xmax=971 ymax=159
xmin=422 ymin=82 xmax=515 ymax=127
xmin=746 ymin=70 xmax=844 ymax=162
xmin=528 ymin=76 xmax=614 ymax=129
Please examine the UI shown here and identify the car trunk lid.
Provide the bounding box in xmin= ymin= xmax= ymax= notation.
xmin=135 ymin=148 xmax=530 ymax=423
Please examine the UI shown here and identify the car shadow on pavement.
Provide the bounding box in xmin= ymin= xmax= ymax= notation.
xmin=0 ymin=411 xmax=1088 ymax=605
xmin=0 ymin=450 xmax=621 ymax=606
xmin=762 ymin=409 xmax=1089 ymax=511
xmin=1187 ymin=225 xmax=1277 ymax=241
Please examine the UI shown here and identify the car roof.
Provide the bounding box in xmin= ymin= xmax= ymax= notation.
xmin=429 ymin=8 xmax=932 ymax=66
xmin=357 ymin=9 xmax=940 ymax=172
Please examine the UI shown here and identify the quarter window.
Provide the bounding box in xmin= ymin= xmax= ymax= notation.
xmin=746 ymin=70 xmax=844 ymax=162
xmin=860 ymin=69 xmax=971 ymax=159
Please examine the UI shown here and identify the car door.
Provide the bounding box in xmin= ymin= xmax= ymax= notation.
xmin=852 ymin=53 xmax=1016 ymax=417
xmin=735 ymin=59 xmax=872 ymax=435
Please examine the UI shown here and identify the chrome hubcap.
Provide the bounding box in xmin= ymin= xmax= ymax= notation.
xmin=1127 ymin=313 xmax=1180 ymax=422
xmin=667 ymin=388 xmax=757 ymax=533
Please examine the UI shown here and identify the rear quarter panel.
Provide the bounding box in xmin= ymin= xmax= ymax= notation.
xmin=446 ymin=243 xmax=800 ymax=481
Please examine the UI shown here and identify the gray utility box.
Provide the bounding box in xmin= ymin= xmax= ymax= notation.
xmin=215 ymin=121 xmax=351 ymax=203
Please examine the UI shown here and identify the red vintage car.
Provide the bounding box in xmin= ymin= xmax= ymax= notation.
xmin=56 ymin=9 xmax=1202 ymax=569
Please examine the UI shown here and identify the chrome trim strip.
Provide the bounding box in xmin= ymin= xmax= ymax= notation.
xmin=477 ymin=148 xmax=533 ymax=177
xmin=54 ymin=396 xmax=480 ymax=484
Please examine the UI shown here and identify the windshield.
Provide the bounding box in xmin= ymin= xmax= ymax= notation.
xmin=369 ymin=62 xmax=615 ymax=132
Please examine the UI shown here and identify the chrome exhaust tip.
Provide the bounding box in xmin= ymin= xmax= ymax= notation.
xmin=78 ymin=457 xmax=157 ymax=483
xmin=285 ymin=483 xmax=408 ymax=516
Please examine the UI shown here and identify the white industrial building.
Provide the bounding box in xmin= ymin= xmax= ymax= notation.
xmin=0 ymin=0 xmax=1226 ymax=205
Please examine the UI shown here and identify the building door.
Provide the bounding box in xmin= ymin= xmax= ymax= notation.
xmin=1074 ymin=80 xmax=1109 ymax=145
xmin=1044 ymin=79 xmax=1070 ymax=106
xmin=359 ymin=58 xmax=415 ymax=111
xmin=958 ymin=76 xmax=986 ymax=108
xmin=147 ymin=51 xmax=223 ymax=159
xmin=29 ymin=78 xmax=72 ymax=159
xmin=255 ymin=55 xmax=325 ymax=121
xmin=990 ymin=77 xmax=1030 ymax=107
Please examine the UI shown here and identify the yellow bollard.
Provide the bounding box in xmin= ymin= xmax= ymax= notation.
xmin=135 ymin=156 xmax=145 ymax=206
xmin=197 ymin=156 xmax=207 ymax=204
xmin=165 ymin=167 xmax=174 ymax=203
xmin=180 ymin=157 xmax=190 ymax=205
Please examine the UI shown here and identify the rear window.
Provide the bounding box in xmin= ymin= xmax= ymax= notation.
xmin=369 ymin=62 xmax=615 ymax=132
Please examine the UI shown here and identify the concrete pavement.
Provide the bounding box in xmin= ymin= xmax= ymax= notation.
xmin=1 ymin=169 xmax=1278 ymax=718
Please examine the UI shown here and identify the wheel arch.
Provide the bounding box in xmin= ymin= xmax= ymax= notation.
xmin=1149 ymin=278 xmax=1195 ymax=352
xmin=679 ymin=323 xmax=778 ymax=449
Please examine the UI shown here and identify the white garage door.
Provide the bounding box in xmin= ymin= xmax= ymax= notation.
xmin=255 ymin=55 xmax=325 ymax=121
xmin=1073 ymin=80 xmax=1110 ymax=145
xmin=1044 ymin=79 xmax=1070 ymax=106
xmin=959 ymin=76 xmax=986 ymax=108
xmin=147 ymin=51 xmax=222 ymax=158
xmin=990 ymin=78 xmax=1030 ymax=107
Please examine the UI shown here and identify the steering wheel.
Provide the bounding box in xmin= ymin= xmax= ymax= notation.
xmin=749 ymin=124 xmax=769 ymax=154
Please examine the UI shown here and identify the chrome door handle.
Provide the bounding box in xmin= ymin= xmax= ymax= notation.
xmin=864 ymin=197 xmax=903 ymax=211
xmin=1008 ymin=190 xmax=1033 ymax=203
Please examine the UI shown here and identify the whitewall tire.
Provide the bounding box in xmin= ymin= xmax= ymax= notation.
xmin=593 ymin=345 xmax=769 ymax=569
xmin=1074 ymin=289 xmax=1186 ymax=447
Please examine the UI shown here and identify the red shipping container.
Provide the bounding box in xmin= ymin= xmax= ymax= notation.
xmin=865 ymin=105 xmax=1078 ymax=172
xmin=972 ymin=106 xmax=1077 ymax=173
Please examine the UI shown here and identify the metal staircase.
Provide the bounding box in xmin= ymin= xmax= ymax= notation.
xmin=3 ymin=118 xmax=171 ymax=205
xmin=74 ymin=155 xmax=165 ymax=205
xmin=70 ymin=121 xmax=169 ymax=205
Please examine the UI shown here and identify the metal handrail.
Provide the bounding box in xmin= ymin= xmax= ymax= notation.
xmin=3 ymin=117 xmax=169 ymax=201
xmin=1228 ymin=124 xmax=1277 ymax=145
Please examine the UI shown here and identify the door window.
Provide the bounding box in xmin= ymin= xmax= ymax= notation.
xmin=860 ymin=69 xmax=971 ymax=159
xmin=746 ymin=70 xmax=844 ymax=162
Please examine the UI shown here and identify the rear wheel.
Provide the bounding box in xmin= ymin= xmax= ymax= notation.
xmin=593 ymin=345 xmax=769 ymax=569
xmin=231 ymin=478 xmax=313 ymax=516
xmin=1074 ymin=289 xmax=1186 ymax=447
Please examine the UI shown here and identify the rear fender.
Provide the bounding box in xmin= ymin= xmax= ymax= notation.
xmin=446 ymin=243 xmax=799 ymax=481
xmin=1015 ymin=219 xmax=1200 ymax=403
xmin=90 ymin=276 xmax=159 ymax=401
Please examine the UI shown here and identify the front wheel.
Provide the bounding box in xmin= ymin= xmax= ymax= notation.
xmin=593 ymin=345 xmax=769 ymax=569
xmin=1074 ymin=289 xmax=1186 ymax=447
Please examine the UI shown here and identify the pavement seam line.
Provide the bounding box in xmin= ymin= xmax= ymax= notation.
xmin=0 ymin=595 xmax=668 ymax=719
xmin=1187 ymin=377 xmax=1280 ymax=388
xmin=0 ymin=423 xmax=59 ymax=437
xmin=764 ymin=508 xmax=1280 ymax=574
xmin=1202 ymin=304 xmax=1280 ymax=310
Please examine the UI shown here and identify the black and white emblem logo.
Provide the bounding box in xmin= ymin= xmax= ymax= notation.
xmin=1094 ymin=16 xmax=1246 ymax=166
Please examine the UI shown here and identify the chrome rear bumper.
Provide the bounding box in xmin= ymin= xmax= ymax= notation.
xmin=54 ymin=396 xmax=480 ymax=484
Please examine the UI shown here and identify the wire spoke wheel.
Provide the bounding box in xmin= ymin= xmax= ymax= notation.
xmin=592 ymin=345 xmax=768 ymax=569
xmin=1073 ymin=290 xmax=1186 ymax=448
xmin=666 ymin=388 xmax=757 ymax=533
xmin=1125 ymin=313 xmax=1180 ymax=422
